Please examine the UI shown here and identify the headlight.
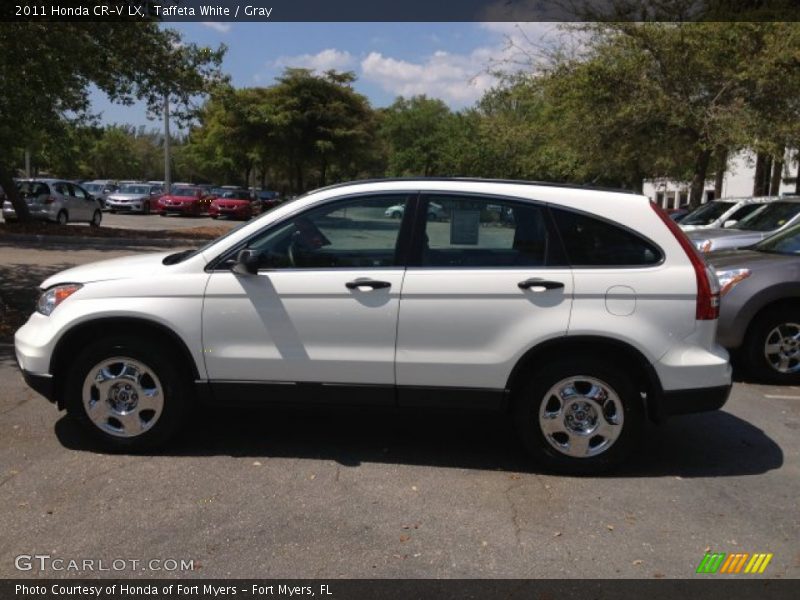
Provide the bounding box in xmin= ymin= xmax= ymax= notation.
xmin=716 ymin=269 xmax=751 ymax=297
xmin=36 ymin=284 xmax=82 ymax=316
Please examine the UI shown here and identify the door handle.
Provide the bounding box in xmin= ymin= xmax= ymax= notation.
xmin=346 ymin=279 xmax=392 ymax=290
xmin=518 ymin=278 xmax=565 ymax=291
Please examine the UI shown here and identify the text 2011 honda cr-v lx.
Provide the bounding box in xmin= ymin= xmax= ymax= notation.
xmin=15 ymin=179 xmax=731 ymax=474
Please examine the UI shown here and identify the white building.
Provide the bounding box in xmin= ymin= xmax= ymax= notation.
xmin=643 ymin=149 xmax=799 ymax=209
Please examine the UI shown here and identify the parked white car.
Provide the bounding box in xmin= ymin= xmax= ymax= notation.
xmin=679 ymin=196 xmax=777 ymax=232
xmin=2 ymin=179 xmax=102 ymax=226
xmin=15 ymin=179 xmax=730 ymax=474
xmin=106 ymin=184 xmax=163 ymax=214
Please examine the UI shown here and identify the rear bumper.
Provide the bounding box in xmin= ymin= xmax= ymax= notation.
xmin=659 ymin=384 xmax=731 ymax=417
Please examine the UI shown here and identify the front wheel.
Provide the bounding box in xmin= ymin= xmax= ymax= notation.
xmin=744 ymin=307 xmax=800 ymax=384
xmin=513 ymin=359 xmax=643 ymax=475
xmin=64 ymin=337 xmax=190 ymax=451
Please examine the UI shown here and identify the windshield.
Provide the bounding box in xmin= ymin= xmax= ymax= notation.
xmin=732 ymin=201 xmax=800 ymax=232
xmin=119 ymin=185 xmax=150 ymax=195
xmin=84 ymin=183 xmax=102 ymax=192
xmin=680 ymin=201 xmax=734 ymax=225
xmin=754 ymin=223 xmax=800 ymax=255
xmin=222 ymin=191 xmax=250 ymax=199
xmin=171 ymin=188 xmax=199 ymax=197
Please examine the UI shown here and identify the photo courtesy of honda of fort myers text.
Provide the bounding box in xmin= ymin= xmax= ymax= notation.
xmin=1 ymin=1 xmax=799 ymax=599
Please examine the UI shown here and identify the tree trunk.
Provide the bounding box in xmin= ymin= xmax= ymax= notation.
xmin=770 ymin=150 xmax=784 ymax=196
xmin=753 ymin=152 xmax=772 ymax=196
xmin=689 ymin=148 xmax=712 ymax=208
xmin=713 ymin=146 xmax=727 ymax=199
xmin=796 ymin=149 xmax=800 ymax=195
xmin=0 ymin=164 xmax=30 ymax=222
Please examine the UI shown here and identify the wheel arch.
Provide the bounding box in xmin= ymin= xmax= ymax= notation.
xmin=505 ymin=335 xmax=662 ymax=421
xmin=49 ymin=317 xmax=200 ymax=409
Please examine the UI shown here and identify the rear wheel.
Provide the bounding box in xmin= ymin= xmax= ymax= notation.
xmin=90 ymin=210 xmax=102 ymax=227
xmin=64 ymin=336 xmax=190 ymax=451
xmin=56 ymin=210 xmax=68 ymax=225
xmin=744 ymin=307 xmax=800 ymax=384
xmin=513 ymin=358 xmax=643 ymax=475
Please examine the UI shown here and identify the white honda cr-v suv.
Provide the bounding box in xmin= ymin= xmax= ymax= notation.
xmin=15 ymin=179 xmax=731 ymax=474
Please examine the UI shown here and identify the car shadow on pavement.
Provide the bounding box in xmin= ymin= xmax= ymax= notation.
xmin=54 ymin=404 xmax=783 ymax=478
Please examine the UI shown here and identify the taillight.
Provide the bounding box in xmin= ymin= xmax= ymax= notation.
xmin=650 ymin=202 xmax=719 ymax=320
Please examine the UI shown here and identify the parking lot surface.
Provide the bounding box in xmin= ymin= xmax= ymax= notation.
xmin=0 ymin=242 xmax=798 ymax=579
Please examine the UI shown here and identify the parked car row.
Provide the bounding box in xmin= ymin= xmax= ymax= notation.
xmin=2 ymin=177 xmax=286 ymax=223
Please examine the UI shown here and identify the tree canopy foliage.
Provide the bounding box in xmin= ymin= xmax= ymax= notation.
xmin=5 ymin=21 xmax=800 ymax=211
xmin=0 ymin=20 xmax=225 ymax=220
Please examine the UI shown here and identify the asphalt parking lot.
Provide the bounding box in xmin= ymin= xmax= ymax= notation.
xmin=0 ymin=238 xmax=798 ymax=579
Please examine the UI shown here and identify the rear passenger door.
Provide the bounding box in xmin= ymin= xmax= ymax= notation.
xmin=395 ymin=194 xmax=574 ymax=406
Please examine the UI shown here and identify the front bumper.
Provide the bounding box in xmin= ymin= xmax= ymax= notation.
xmin=160 ymin=204 xmax=200 ymax=215
xmin=21 ymin=369 xmax=56 ymax=403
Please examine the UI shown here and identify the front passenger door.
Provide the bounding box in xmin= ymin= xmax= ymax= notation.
xmin=202 ymin=194 xmax=415 ymax=404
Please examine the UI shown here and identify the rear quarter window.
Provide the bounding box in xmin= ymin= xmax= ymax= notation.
xmin=551 ymin=207 xmax=662 ymax=267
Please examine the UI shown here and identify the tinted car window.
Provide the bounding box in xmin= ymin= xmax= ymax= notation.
xmin=727 ymin=203 xmax=763 ymax=222
xmin=680 ymin=201 xmax=734 ymax=225
xmin=732 ymin=202 xmax=800 ymax=232
xmin=245 ymin=195 xmax=411 ymax=269
xmin=552 ymin=208 xmax=662 ymax=266
xmin=419 ymin=195 xmax=553 ymax=268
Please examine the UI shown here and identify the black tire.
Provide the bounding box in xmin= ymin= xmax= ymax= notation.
xmin=109 ymin=209 xmax=117 ymax=214
xmin=142 ymin=201 xmax=151 ymax=215
xmin=64 ymin=336 xmax=191 ymax=451
xmin=90 ymin=210 xmax=102 ymax=227
xmin=56 ymin=210 xmax=68 ymax=225
xmin=513 ymin=358 xmax=644 ymax=475
xmin=744 ymin=307 xmax=800 ymax=384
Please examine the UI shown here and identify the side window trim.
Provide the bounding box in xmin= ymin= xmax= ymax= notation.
xmin=207 ymin=191 xmax=420 ymax=272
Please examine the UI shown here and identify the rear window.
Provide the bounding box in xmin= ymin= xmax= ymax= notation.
xmin=552 ymin=208 xmax=662 ymax=266
xmin=17 ymin=181 xmax=50 ymax=197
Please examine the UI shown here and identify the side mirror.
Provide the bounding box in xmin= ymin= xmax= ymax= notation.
xmin=232 ymin=248 xmax=259 ymax=276
xmin=723 ymin=219 xmax=737 ymax=228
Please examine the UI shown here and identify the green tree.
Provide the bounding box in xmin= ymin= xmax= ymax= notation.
xmin=0 ymin=14 xmax=225 ymax=221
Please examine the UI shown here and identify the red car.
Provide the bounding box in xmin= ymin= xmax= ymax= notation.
xmin=157 ymin=187 xmax=211 ymax=217
xmin=209 ymin=189 xmax=255 ymax=220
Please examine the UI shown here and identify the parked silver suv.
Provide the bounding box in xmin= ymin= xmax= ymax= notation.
xmin=2 ymin=179 xmax=103 ymax=226
xmin=15 ymin=179 xmax=731 ymax=474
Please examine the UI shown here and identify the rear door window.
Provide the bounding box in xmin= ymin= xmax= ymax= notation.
xmin=419 ymin=195 xmax=559 ymax=268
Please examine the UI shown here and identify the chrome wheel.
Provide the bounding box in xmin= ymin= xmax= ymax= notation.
xmin=764 ymin=322 xmax=800 ymax=374
xmin=538 ymin=376 xmax=624 ymax=458
xmin=81 ymin=357 xmax=164 ymax=438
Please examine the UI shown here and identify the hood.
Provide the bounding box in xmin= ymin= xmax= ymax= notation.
xmin=108 ymin=193 xmax=147 ymax=201
xmin=687 ymin=228 xmax=766 ymax=252
xmin=707 ymin=248 xmax=800 ymax=271
xmin=41 ymin=252 xmax=174 ymax=288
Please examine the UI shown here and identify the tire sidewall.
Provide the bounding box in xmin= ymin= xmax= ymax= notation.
xmin=513 ymin=359 xmax=643 ymax=475
xmin=745 ymin=308 xmax=800 ymax=384
xmin=64 ymin=337 xmax=189 ymax=451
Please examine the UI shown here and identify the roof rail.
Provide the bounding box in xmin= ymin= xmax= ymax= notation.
xmin=308 ymin=177 xmax=638 ymax=195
